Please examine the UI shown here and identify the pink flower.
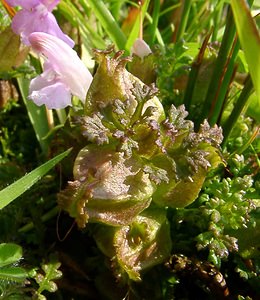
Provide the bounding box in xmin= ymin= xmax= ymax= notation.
xmin=28 ymin=32 xmax=92 ymax=109
xmin=131 ymin=38 xmax=152 ymax=59
xmin=6 ymin=0 xmax=74 ymax=47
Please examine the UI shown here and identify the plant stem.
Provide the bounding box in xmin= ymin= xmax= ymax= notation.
xmin=18 ymin=206 xmax=60 ymax=233
xmin=231 ymin=0 xmax=260 ymax=110
xmin=55 ymin=109 xmax=67 ymax=125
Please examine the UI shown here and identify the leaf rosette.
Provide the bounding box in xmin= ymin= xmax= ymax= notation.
xmin=59 ymin=48 xmax=223 ymax=226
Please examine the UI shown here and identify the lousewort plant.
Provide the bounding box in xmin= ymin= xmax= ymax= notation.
xmin=0 ymin=0 xmax=259 ymax=299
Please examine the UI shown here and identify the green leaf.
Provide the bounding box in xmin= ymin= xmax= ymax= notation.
xmin=35 ymin=258 xmax=62 ymax=294
xmin=0 ymin=243 xmax=23 ymax=268
xmin=0 ymin=244 xmax=27 ymax=284
xmin=0 ymin=27 xmax=28 ymax=72
xmin=231 ymin=0 xmax=260 ymax=105
xmin=0 ymin=148 xmax=72 ymax=210
xmin=0 ymin=266 xmax=27 ymax=283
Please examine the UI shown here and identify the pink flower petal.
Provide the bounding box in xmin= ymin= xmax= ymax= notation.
xmin=131 ymin=38 xmax=152 ymax=59
xmin=11 ymin=3 xmax=74 ymax=47
xmin=5 ymin=0 xmax=40 ymax=10
xmin=29 ymin=73 xmax=72 ymax=109
xmin=41 ymin=0 xmax=60 ymax=11
xmin=29 ymin=32 xmax=92 ymax=101
xmin=6 ymin=0 xmax=59 ymax=11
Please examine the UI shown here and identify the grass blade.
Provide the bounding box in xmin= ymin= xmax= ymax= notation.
xmin=83 ymin=0 xmax=127 ymax=50
xmin=125 ymin=0 xmax=150 ymax=52
xmin=199 ymin=7 xmax=236 ymax=124
xmin=209 ymin=37 xmax=240 ymax=125
xmin=231 ymin=0 xmax=260 ymax=106
xmin=175 ymin=0 xmax=192 ymax=42
xmin=17 ymin=77 xmax=50 ymax=155
xmin=183 ymin=29 xmax=212 ymax=111
xmin=0 ymin=148 xmax=72 ymax=210
xmin=222 ymin=76 xmax=254 ymax=146
xmin=60 ymin=0 xmax=105 ymax=49
xmin=145 ymin=12 xmax=164 ymax=46
xmin=147 ymin=0 xmax=160 ymax=45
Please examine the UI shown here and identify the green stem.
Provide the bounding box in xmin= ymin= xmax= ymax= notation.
xmin=18 ymin=206 xmax=60 ymax=233
xmin=222 ymin=75 xmax=254 ymax=147
xmin=159 ymin=3 xmax=181 ymax=18
xmin=55 ymin=109 xmax=67 ymax=125
xmin=185 ymin=1 xmax=207 ymax=41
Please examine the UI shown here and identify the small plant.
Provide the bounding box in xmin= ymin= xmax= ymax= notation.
xmin=0 ymin=0 xmax=259 ymax=299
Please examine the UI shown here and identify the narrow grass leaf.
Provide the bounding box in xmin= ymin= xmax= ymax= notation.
xmin=82 ymin=0 xmax=127 ymax=50
xmin=145 ymin=12 xmax=164 ymax=47
xmin=17 ymin=77 xmax=50 ymax=154
xmin=125 ymin=0 xmax=150 ymax=52
xmin=60 ymin=0 xmax=105 ymax=49
xmin=199 ymin=8 xmax=236 ymax=125
xmin=0 ymin=148 xmax=72 ymax=210
xmin=222 ymin=75 xmax=254 ymax=146
xmin=147 ymin=0 xmax=160 ymax=44
xmin=175 ymin=0 xmax=192 ymax=42
xmin=231 ymin=0 xmax=260 ymax=105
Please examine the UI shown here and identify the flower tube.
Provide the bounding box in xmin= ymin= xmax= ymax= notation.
xmin=28 ymin=32 xmax=92 ymax=109
xmin=5 ymin=0 xmax=74 ymax=47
